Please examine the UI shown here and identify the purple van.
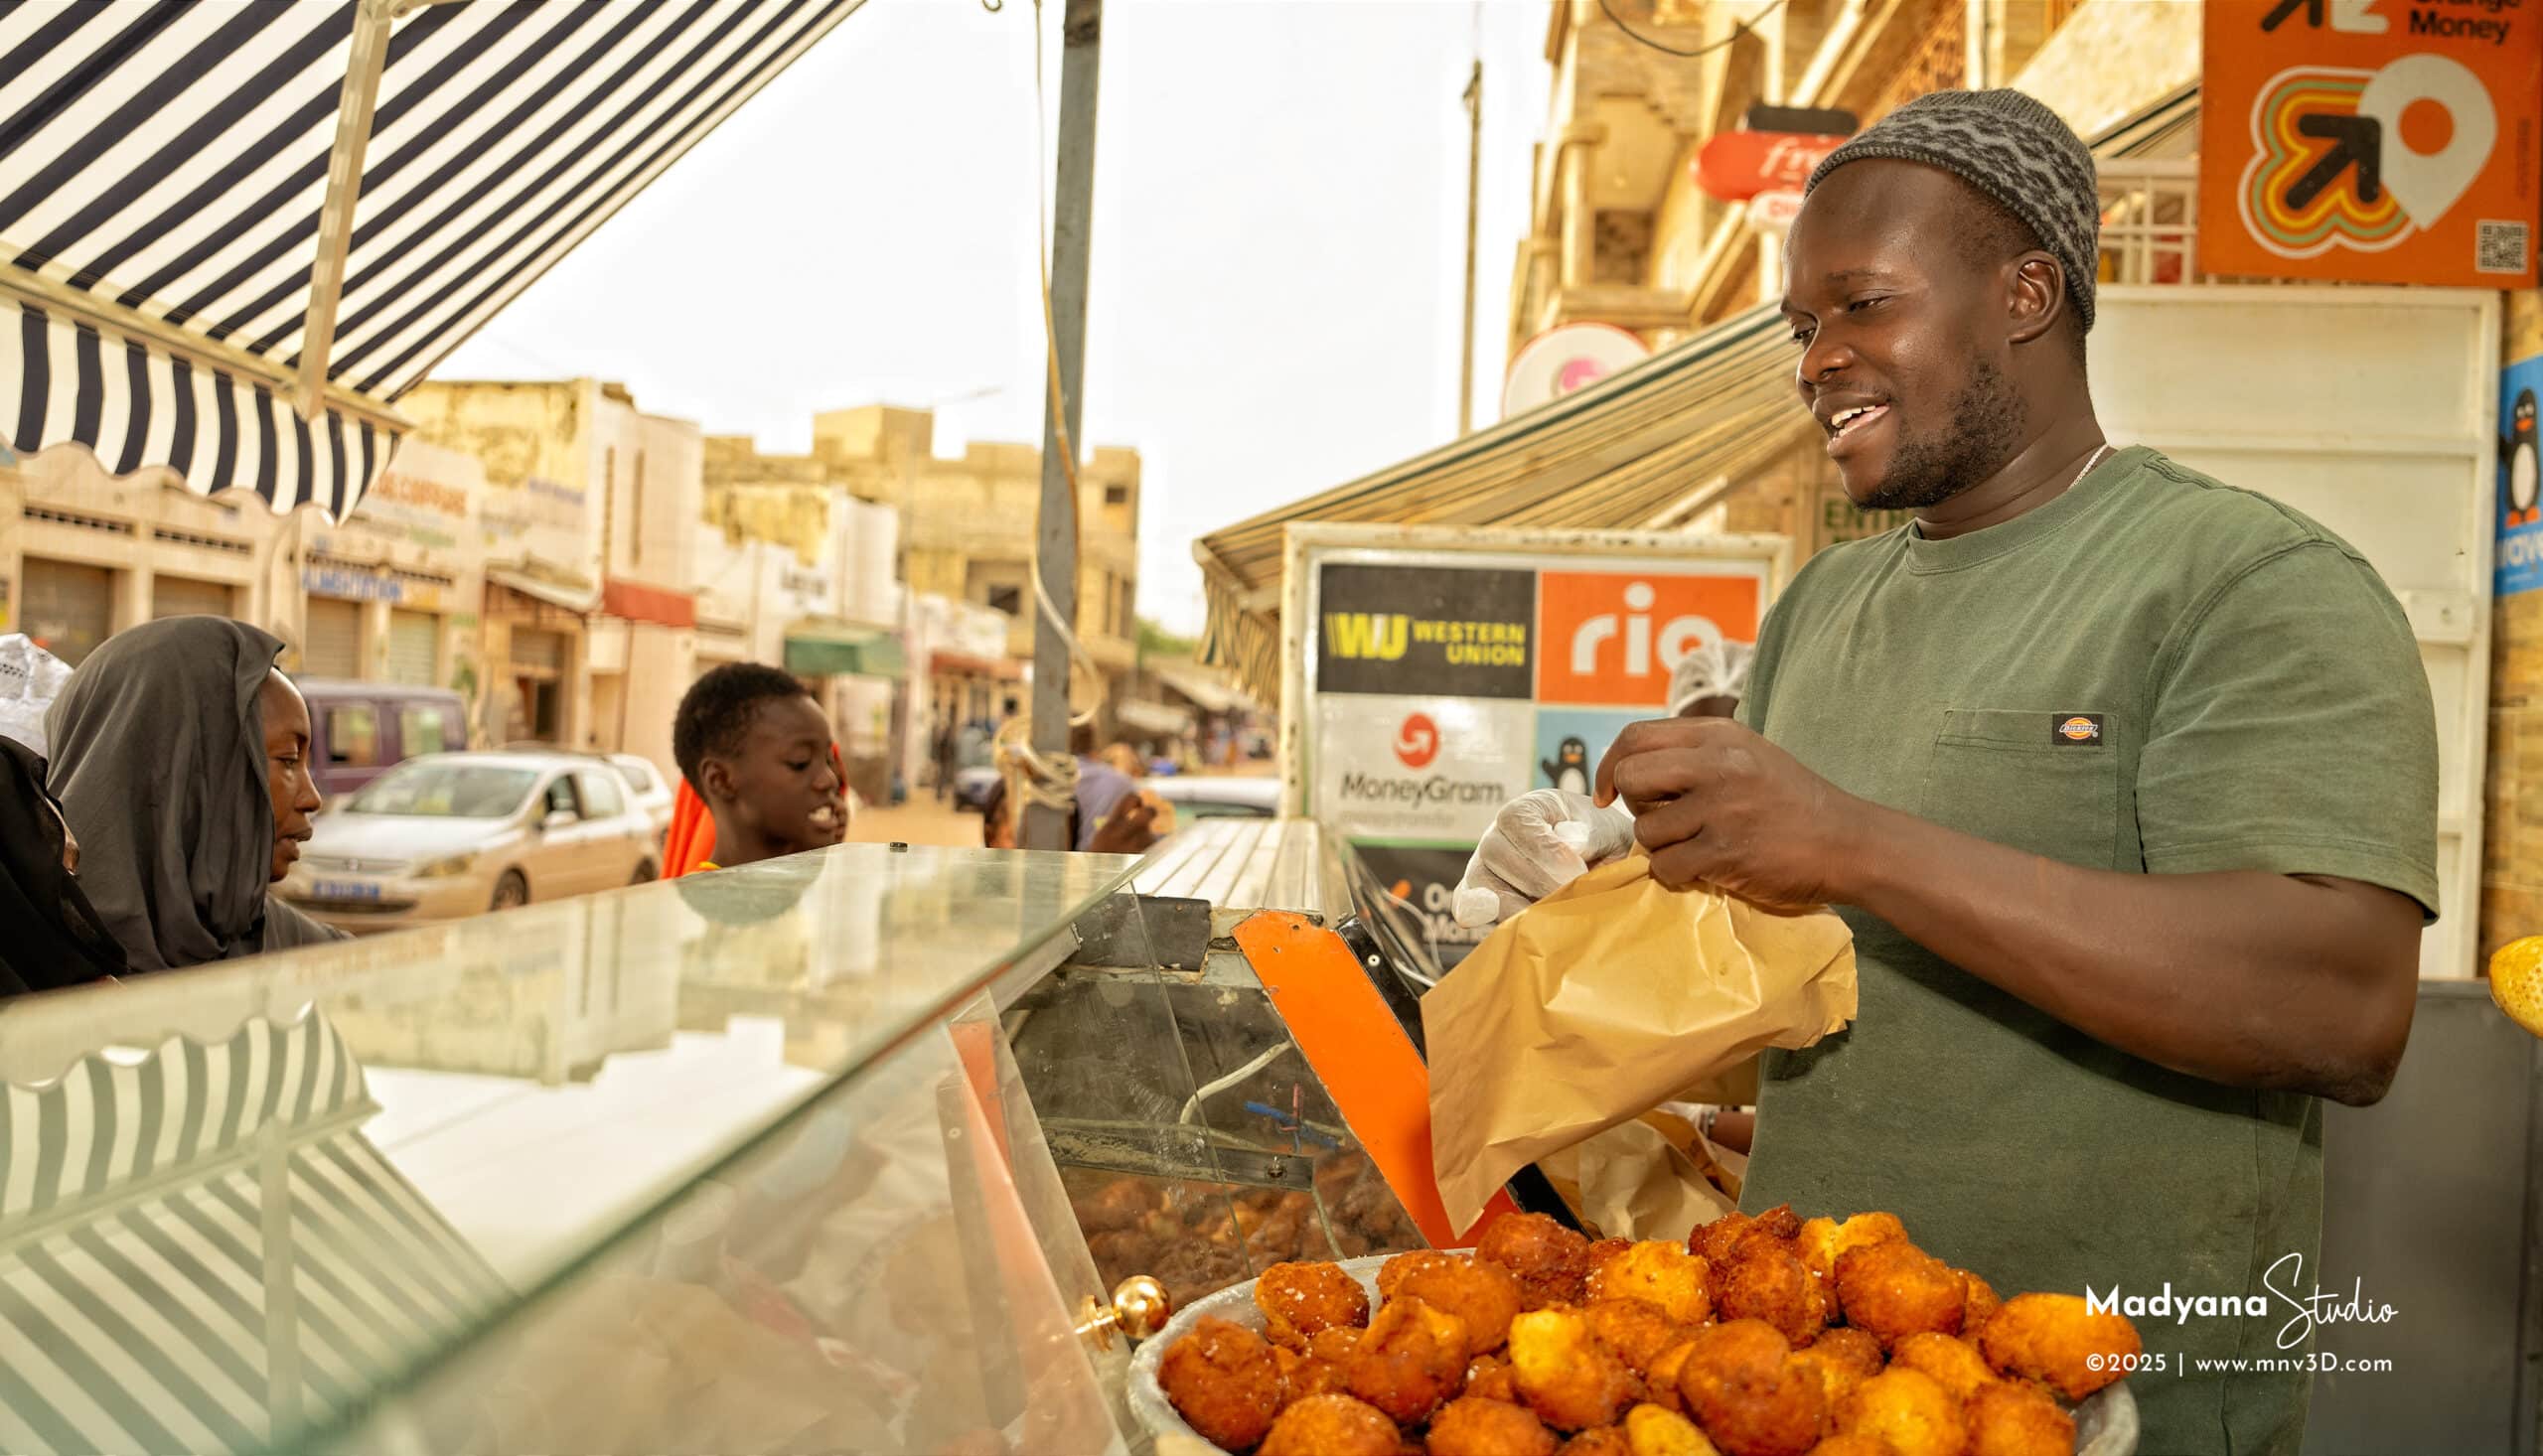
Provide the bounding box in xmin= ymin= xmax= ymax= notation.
xmin=297 ymin=680 xmax=472 ymax=804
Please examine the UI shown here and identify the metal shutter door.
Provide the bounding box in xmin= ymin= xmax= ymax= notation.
xmin=386 ymin=610 xmax=438 ymax=686
xmin=511 ymin=629 xmax=565 ymax=672
xmin=303 ymin=598 xmax=362 ymax=678
xmin=151 ymin=576 xmax=233 ymax=620
xmin=22 ymin=559 xmax=113 ymax=665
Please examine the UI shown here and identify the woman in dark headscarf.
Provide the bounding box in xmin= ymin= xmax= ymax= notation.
xmin=0 ymin=736 xmax=128 ymax=995
xmin=44 ymin=617 xmax=345 ymax=970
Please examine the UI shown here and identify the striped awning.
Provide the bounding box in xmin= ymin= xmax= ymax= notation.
xmin=1196 ymin=302 xmax=1808 ymax=700
xmin=2092 ymin=82 xmax=2198 ymax=159
xmin=0 ymin=1010 xmax=505 ymax=1456
xmin=0 ymin=0 xmax=861 ymax=518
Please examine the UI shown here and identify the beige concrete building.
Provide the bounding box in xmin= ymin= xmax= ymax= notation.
xmin=1500 ymin=0 xmax=2187 ymax=554
xmin=695 ymin=436 xmax=907 ymax=801
xmin=810 ymin=404 xmax=1143 ymax=706
xmin=0 ymin=446 xmax=294 ymax=666
xmin=400 ymin=379 xmax=704 ymax=777
xmin=0 ymin=434 xmax=486 ymax=705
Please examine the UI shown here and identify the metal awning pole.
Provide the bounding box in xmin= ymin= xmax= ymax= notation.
xmin=295 ymin=0 xmax=395 ymax=423
xmin=1025 ymin=0 xmax=1103 ymax=852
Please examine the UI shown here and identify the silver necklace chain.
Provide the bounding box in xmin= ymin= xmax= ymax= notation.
xmin=2069 ymin=443 xmax=2114 ymax=492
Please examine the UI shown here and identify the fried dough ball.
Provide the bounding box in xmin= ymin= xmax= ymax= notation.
xmin=1793 ymin=1213 xmax=1907 ymax=1282
xmin=1587 ymin=1240 xmax=1714 ymax=1326
xmin=1585 ymin=1298 xmax=1688 ymax=1377
xmin=1815 ymin=1328 xmax=1886 ymax=1378
xmin=1976 ymin=1293 xmax=2139 ymax=1402
xmin=1561 ymin=1429 xmax=1636 ymax=1456
xmin=1274 ymin=1346 xmax=1350 ymax=1405
xmin=1260 ymin=1392 xmax=1401 ymax=1456
xmin=1158 ymin=1315 xmax=1283 ymax=1451
xmin=1257 ymin=1260 xmax=1371 ymax=1350
xmin=1965 ymin=1381 xmax=2076 ymax=1456
xmin=1624 ymin=1401 xmax=1723 ymax=1456
xmin=1509 ymin=1309 xmax=1638 ymax=1432
xmin=1832 ymin=1369 xmax=1966 ymax=1456
xmin=1398 ymin=1254 xmax=1525 ymax=1356
xmin=1674 ymin=1320 xmax=1830 ymax=1456
xmin=1693 ymin=1206 xmax=1802 ymax=1265
xmin=1311 ymin=1327 xmax=1365 ymax=1363
xmin=1429 ymin=1395 xmax=1562 ymax=1456
xmin=1644 ymin=1341 xmax=1702 ymax=1414
xmin=1833 ymin=1241 xmax=1966 ymax=1350
xmin=1480 ymin=1213 xmax=1597 ymax=1310
xmin=1716 ymin=1241 xmax=1832 ymax=1348
xmin=1957 ymin=1273 xmax=2002 ymax=1337
xmin=1803 ymin=1436 xmax=1900 ymax=1456
xmin=1468 ymin=1353 xmax=1524 ymax=1404
xmin=1888 ymin=1333 xmax=1998 ymax=1406
xmin=1346 ymin=1295 xmax=1471 ymax=1425
xmin=1785 ymin=1346 xmax=1871 ymax=1410
xmin=1077 ymin=1179 xmax=1160 ymax=1233
xmin=1381 ymin=1248 xmax=1459 ymax=1302
xmin=1587 ymin=1237 xmax=1634 ymax=1270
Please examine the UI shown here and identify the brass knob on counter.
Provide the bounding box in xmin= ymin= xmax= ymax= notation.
xmin=1077 ymin=1275 xmax=1172 ymax=1351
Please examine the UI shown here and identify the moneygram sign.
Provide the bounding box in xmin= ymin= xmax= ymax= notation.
xmin=2200 ymin=0 xmax=2539 ymax=286
xmin=1313 ymin=694 xmax=1534 ymax=844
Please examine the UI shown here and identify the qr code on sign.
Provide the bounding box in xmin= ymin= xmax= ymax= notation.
xmin=2477 ymin=220 xmax=2530 ymax=275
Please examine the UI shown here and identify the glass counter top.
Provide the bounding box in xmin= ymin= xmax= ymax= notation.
xmin=0 ymin=844 xmax=1139 ymax=1453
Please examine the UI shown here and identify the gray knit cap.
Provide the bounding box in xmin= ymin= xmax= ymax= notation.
xmin=1805 ymin=88 xmax=2101 ymax=332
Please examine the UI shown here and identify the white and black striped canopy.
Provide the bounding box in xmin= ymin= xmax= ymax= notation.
xmin=0 ymin=0 xmax=860 ymax=518
xmin=0 ymin=1010 xmax=506 ymax=1456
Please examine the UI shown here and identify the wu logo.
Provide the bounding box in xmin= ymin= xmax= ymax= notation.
xmin=1325 ymin=613 xmax=1408 ymax=661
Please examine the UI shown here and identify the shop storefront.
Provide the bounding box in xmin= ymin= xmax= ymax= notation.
xmin=19 ymin=556 xmax=112 ymax=665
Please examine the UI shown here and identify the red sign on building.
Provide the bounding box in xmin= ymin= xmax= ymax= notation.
xmin=1694 ymin=130 xmax=1850 ymax=204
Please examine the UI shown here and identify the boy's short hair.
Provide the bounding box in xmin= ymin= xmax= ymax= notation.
xmin=673 ymin=663 xmax=814 ymax=792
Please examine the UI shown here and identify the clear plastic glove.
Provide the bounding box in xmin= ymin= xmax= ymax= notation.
xmin=1451 ymin=790 xmax=1638 ymax=929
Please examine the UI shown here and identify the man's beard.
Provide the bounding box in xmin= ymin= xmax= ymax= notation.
xmin=1856 ymin=358 xmax=2026 ymax=512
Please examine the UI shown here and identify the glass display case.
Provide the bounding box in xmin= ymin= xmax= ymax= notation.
xmin=0 ymin=822 xmax=1471 ymax=1455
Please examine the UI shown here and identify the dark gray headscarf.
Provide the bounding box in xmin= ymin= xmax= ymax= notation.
xmin=43 ymin=618 xmax=344 ymax=970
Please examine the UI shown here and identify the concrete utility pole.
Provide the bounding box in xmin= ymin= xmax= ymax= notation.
xmin=1459 ymin=57 xmax=1483 ymax=437
xmin=1026 ymin=0 xmax=1103 ymax=852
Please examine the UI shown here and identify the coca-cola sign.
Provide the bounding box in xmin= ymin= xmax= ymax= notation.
xmin=1693 ymin=130 xmax=1849 ymax=204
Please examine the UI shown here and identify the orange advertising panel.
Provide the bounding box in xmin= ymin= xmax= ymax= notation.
xmin=1535 ymin=570 xmax=1762 ymax=706
xmin=2198 ymin=0 xmax=2539 ymax=287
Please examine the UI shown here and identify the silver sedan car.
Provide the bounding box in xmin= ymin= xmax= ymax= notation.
xmin=281 ymin=751 xmax=662 ymax=932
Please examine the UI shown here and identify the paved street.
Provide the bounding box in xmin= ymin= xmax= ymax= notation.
xmin=849 ymin=794 xmax=984 ymax=848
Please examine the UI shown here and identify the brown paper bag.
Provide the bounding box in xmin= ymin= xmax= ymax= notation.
xmin=1540 ymin=1117 xmax=1739 ymax=1240
xmin=1423 ymin=852 xmax=1858 ymax=1230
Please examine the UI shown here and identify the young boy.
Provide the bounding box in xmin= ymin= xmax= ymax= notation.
xmin=670 ymin=663 xmax=849 ymax=872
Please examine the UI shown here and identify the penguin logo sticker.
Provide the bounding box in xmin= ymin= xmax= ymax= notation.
xmin=1542 ymin=736 xmax=1592 ymax=795
xmin=2504 ymin=386 xmax=2538 ymax=528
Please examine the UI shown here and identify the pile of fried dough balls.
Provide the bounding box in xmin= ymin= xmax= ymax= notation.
xmin=1156 ymin=1206 xmax=2142 ymax=1456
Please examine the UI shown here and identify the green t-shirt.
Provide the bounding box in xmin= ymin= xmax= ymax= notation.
xmin=1736 ymin=447 xmax=2437 ymax=1455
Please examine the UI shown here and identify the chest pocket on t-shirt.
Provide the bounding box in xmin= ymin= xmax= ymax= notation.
xmin=1915 ymin=708 xmax=2122 ymax=870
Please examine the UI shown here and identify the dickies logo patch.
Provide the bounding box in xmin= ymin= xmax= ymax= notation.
xmin=2052 ymin=714 xmax=2105 ymax=745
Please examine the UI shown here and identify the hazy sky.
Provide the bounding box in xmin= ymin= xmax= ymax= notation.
xmin=438 ymin=0 xmax=1556 ymax=635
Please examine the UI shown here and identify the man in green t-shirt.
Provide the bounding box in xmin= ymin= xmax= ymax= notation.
xmin=1454 ymin=90 xmax=2435 ymax=1454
